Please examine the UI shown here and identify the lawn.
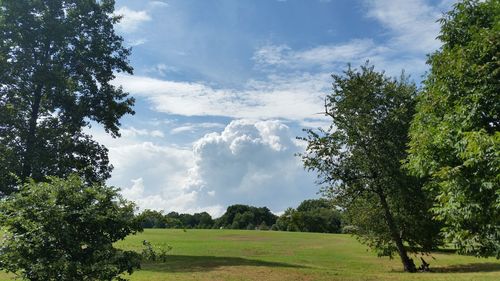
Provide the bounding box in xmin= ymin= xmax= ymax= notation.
xmin=1 ymin=229 xmax=499 ymax=281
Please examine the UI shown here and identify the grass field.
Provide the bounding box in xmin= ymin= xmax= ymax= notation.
xmin=1 ymin=229 xmax=499 ymax=280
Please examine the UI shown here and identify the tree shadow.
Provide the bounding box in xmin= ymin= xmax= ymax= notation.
xmin=141 ymin=255 xmax=305 ymax=273
xmin=433 ymin=263 xmax=500 ymax=273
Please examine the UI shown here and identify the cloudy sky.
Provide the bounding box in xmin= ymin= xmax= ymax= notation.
xmin=99 ymin=0 xmax=455 ymax=217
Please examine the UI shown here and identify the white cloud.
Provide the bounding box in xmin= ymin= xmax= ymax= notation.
xmin=364 ymin=0 xmax=443 ymax=53
xmin=254 ymin=39 xmax=380 ymax=70
xmin=113 ymin=73 xmax=330 ymax=123
xmin=127 ymin=38 xmax=148 ymax=47
xmin=253 ymin=44 xmax=291 ymax=66
xmin=170 ymin=122 xmax=226 ymax=134
xmin=184 ymin=119 xmax=318 ymax=213
xmin=121 ymin=127 xmax=165 ymax=138
xmin=91 ymin=120 xmax=318 ymax=217
xmin=114 ymin=7 xmax=151 ymax=33
xmin=252 ymin=0 xmax=453 ymax=79
xmin=149 ymin=1 xmax=169 ymax=8
xmin=148 ymin=63 xmax=179 ymax=76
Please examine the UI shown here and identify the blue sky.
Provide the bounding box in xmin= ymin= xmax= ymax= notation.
xmin=95 ymin=0 xmax=455 ymax=217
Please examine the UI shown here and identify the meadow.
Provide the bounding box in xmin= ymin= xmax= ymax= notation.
xmin=1 ymin=229 xmax=499 ymax=281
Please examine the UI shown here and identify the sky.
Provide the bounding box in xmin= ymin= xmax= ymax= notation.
xmin=95 ymin=0 xmax=456 ymax=217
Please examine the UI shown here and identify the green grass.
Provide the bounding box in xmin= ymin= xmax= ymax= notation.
xmin=1 ymin=229 xmax=499 ymax=280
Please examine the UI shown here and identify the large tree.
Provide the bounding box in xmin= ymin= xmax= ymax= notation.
xmin=0 ymin=0 xmax=134 ymax=196
xmin=300 ymin=64 xmax=441 ymax=272
xmin=406 ymin=0 xmax=499 ymax=258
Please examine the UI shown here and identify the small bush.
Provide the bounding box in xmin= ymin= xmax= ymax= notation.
xmin=141 ymin=240 xmax=172 ymax=262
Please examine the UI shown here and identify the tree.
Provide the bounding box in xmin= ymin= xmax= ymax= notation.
xmin=406 ymin=0 xmax=500 ymax=258
xmin=137 ymin=209 xmax=167 ymax=228
xmin=296 ymin=198 xmax=331 ymax=212
xmin=300 ymin=63 xmax=441 ymax=272
xmin=214 ymin=204 xmax=278 ymax=229
xmin=0 ymin=175 xmax=142 ymax=281
xmin=0 ymin=0 xmax=134 ymax=196
xmin=275 ymin=199 xmax=343 ymax=233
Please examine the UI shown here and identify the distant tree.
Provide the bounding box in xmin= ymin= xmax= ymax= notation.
xmin=165 ymin=217 xmax=183 ymax=229
xmin=0 ymin=0 xmax=134 ymax=196
xmin=300 ymin=64 xmax=441 ymax=272
xmin=406 ymin=0 xmax=500 ymax=258
xmin=275 ymin=208 xmax=299 ymax=232
xmin=137 ymin=209 xmax=167 ymax=228
xmin=258 ymin=222 xmax=269 ymax=231
xmin=0 ymin=175 xmax=142 ymax=280
xmin=215 ymin=204 xmax=278 ymax=229
xmin=296 ymin=198 xmax=331 ymax=212
xmin=196 ymin=212 xmax=214 ymax=229
xmin=275 ymin=199 xmax=342 ymax=233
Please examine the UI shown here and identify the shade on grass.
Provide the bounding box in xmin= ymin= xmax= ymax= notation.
xmin=1 ymin=229 xmax=499 ymax=281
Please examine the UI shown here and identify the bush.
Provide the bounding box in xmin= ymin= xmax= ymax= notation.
xmin=258 ymin=222 xmax=269 ymax=231
xmin=342 ymin=225 xmax=358 ymax=234
xmin=141 ymin=240 xmax=172 ymax=262
xmin=0 ymin=175 xmax=142 ymax=281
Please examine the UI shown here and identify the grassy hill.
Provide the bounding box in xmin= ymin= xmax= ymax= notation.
xmin=1 ymin=229 xmax=499 ymax=281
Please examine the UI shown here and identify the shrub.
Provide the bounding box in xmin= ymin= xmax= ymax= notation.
xmin=141 ymin=240 xmax=172 ymax=262
xmin=0 ymin=175 xmax=142 ymax=281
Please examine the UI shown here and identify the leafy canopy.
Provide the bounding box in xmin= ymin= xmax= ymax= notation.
xmin=0 ymin=0 xmax=134 ymax=196
xmin=300 ymin=63 xmax=441 ymax=272
xmin=0 ymin=175 xmax=142 ymax=281
xmin=406 ymin=0 xmax=500 ymax=258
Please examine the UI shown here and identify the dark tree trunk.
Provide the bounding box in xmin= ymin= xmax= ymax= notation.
xmin=21 ymin=85 xmax=43 ymax=180
xmin=376 ymin=187 xmax=417 ymax=273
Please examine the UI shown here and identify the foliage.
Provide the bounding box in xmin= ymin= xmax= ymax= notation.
xmin=0 ymin=0 xmax=134 ymax=196
xmin=0 ymin=175 xmax=142 ymax=281
xmin=300 ymin=63 xmax=441 ymax=272
xmin=137 ymin=210 xmax=214 ymax=229
xmin=141 ymin=240 xmax=172 ymax=263
xmin=214 ymin=204 xmax=278 ymax=230
xmin=406 ymin=0 xmax=500 ymax=258
xmin=275 ymin=199 xmax=343 ymax=233
xmin=137 ymin=210 xmax=167 ymax=229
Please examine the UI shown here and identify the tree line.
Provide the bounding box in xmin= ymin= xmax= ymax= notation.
xmin=136 ymin=199 xmax=344 ymax=233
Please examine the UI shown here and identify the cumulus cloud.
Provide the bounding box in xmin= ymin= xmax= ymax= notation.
xmin=91 ymin=120 xmax=318 ymax=217
xmin=114 ymin=7 xmax=151 ymax=33
xmin=184 ymin=119 xmax=318 ymax=213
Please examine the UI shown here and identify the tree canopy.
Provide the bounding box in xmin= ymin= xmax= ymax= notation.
xmin=0 ymin=0 xmax=134 ymax=196
xmin=214 ymin=204 xmax=278 ymax=230
xmin=300 ymin=64 xmax=441 ymax=272
xmin=275 ymin=199 xmax=343 ymax=233
xmin=0 ymin=175 xmax=142 ymax=281
xmin=406 ymin=0 xmax=500 ymax=258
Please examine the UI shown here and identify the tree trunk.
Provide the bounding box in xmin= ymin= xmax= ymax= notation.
xmin=21 ymin=85 xmax=43 ymax=180
xmin=376 ymin=188 xmax=417 ymax=273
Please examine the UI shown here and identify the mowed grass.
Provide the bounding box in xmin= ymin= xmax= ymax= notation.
xmin=1 ymin=229 xmax=499 ymax=281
